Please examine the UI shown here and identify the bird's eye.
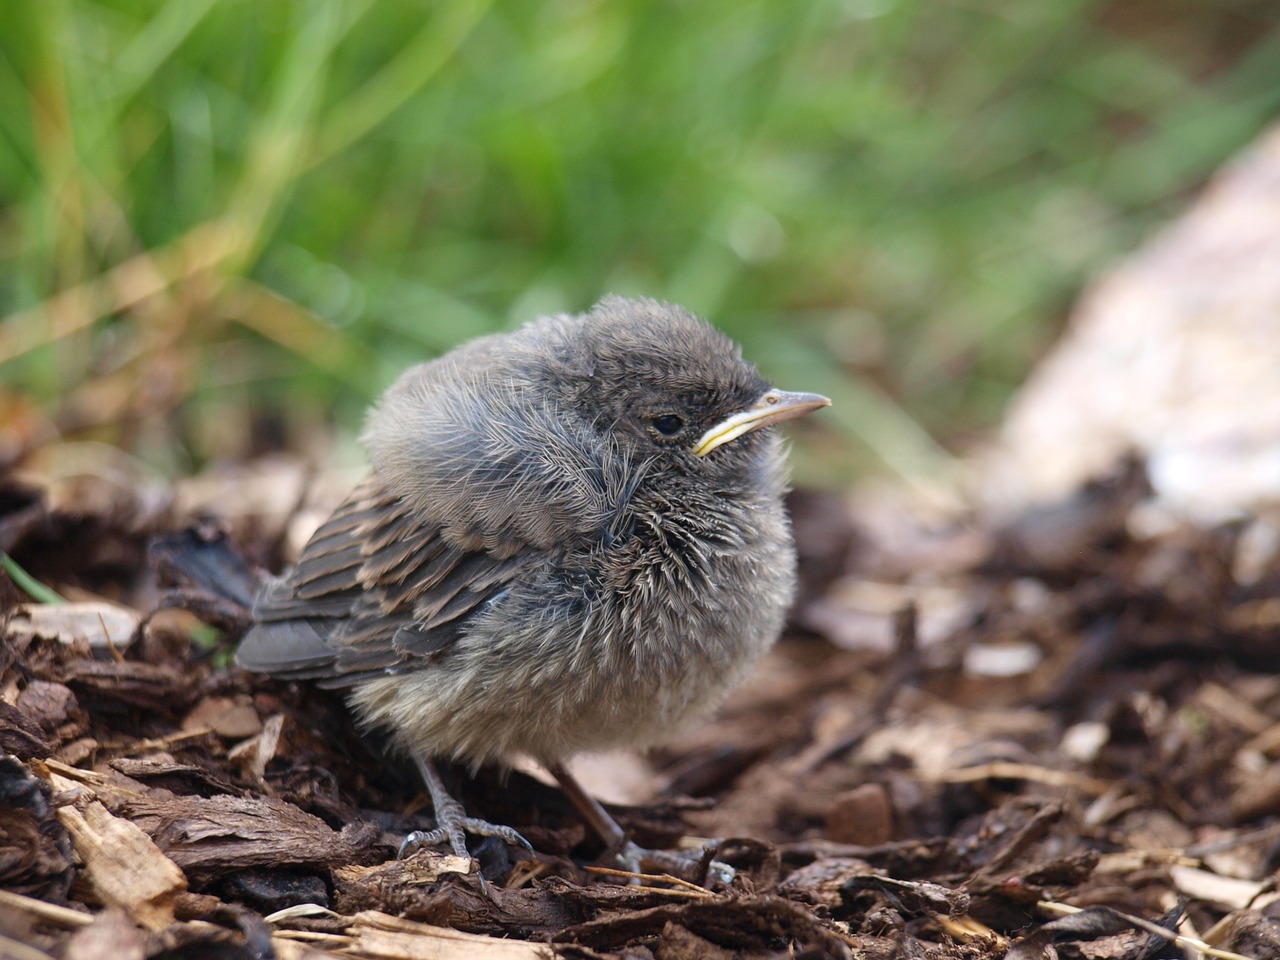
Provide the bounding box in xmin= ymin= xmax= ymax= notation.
xmin=650 ymin=414 xmax=685 ymax=437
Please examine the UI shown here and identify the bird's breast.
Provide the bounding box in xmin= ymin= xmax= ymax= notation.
xmin=588 ymin=490 xmax=795 ymax=678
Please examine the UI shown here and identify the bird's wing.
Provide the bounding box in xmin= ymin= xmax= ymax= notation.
xmin=236 ymin=477 xmax=531 ymax=686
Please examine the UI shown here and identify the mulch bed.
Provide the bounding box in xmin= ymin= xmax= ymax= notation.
xmin=3 ymin=456 xmax=1280 ymax=959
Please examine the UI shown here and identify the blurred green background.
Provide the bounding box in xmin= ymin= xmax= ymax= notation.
xmin=1 ymin=0 xmax=1278 ymax=489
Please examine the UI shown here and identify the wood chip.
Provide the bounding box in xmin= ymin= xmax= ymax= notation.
xmin=182 ymin=694 xmax=263 ymax=739
xmin=56 ymin=799 xmax=186 ymax=931
xmin=343 ymin=910 xmax=550 ymax=959
xmin=7 ymin=603 xmax=139 ymax=649
xmin=1169 ymin=865 xmax=1270 ymax=911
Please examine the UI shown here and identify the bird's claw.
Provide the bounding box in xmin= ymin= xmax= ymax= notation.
xmin=398 ymin=819 xmax=532 ymax=860
xmin=705 ymin=858 xmax=737 ymax=887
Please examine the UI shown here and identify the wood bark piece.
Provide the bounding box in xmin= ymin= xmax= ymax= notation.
xmin=552 ymin=895 xmax=853 ymax=958
xmin=6 ymin=603 xmax=140 ymax=650
xmin=181 ymin=693 xmax=263 ymax=739
xmin=334 ymin=867 xmax=586 ymax=938
xmin=274 ymin=909 xmax=552 ymax=959
xmin=0 ymin=700 xmax=54 ymax=759
xmin=55 ymin=658 xmax=200 ymax=712
xmin=124 ymin=794 xmax=383 ymax=880
xmin=333 ymin=853 xmax=474 ymax=887
xmin=56 ymin=799 xmax=187 ymax=931
xmin=348 ymin=910 xmax=551 ymax=959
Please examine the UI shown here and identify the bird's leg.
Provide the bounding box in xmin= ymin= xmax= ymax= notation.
xmin=548 ymin=762 xmax=735 ymax=887
xmin=398 ymin=755 xmax=532 ymax=859
xmin=548 ymin=761 xmax=627 ymax=849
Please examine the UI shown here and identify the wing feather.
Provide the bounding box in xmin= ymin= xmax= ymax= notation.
xmin=236 ymin=477 xmax=530 ymax=685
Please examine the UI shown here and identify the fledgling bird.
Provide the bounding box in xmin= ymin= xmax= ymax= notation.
xmin=234 ymin=296 xmax=829 ymax=860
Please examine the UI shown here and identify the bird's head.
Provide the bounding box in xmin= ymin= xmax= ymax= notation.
xmin=548 ymin=296 xmax=830 ymax=478
xmin=362 ymin=296 xmax=829 ymax=552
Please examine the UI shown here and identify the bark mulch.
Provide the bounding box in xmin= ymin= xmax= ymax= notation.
xmin=3 ymin=456 xmax=1280 ymax=959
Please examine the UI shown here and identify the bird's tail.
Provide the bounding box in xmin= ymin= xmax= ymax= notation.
xmin=149 ymin=522 xmax=260 ymax=615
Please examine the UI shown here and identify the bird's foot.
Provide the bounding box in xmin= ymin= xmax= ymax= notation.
xmin=612 ymin=840 xmax=736 ymax=888
xmin=402 ymin=755 xmax=533 ymax=860
xmin=545 ymin=762 xmax=734 ymax=888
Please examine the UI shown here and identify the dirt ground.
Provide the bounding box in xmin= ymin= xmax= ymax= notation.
xmin=3 ymin=454 xmax=1280 ymax=960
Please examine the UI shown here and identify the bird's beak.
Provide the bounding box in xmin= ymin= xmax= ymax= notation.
xmin=693 ymin=390 xmax=831 ymax=457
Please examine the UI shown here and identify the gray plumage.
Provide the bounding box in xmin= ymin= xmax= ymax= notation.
xmin=236 ymin=296 xmax=825 ymax=771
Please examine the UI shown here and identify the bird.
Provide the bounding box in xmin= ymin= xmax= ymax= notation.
xmin=232 ymin=295 xmax=830 ymax=864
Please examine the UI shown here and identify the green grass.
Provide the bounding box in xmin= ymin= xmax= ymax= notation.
xmin=1 ymin=1 xmax=1277 ymax=487
xmin=1 ymin=551 xmax=65 ymax=604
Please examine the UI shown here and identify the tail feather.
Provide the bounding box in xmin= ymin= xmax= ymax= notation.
xmin=149 ymin=522 xmax=261 ymax=612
